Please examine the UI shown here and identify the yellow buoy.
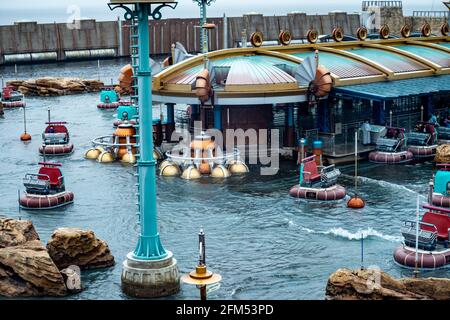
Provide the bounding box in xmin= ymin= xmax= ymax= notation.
xmin=161 ymin=164 xmax=181 ymax=177
xmin=85 ymin=148 xmax=101 ymax=160
xmin=121 ymin=152 xmax=136 ymax=164
xmin=181 ymin=165 xmax=201 ymax=180
xmin=210 ymin=165 xmax=231 ymax=178
xmin=97 ymin=151 xmax=115 ymax=163
xmin=228 ymin=160 xmax=249 ymax=174
xmin=159 ymin=160 xmax=171 ymax=170
xmin=153 ymin=148 xmax=163 ymax=161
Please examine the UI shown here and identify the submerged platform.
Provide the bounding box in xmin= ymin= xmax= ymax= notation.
xmin=324 ymin=143 xmax=375 ymax=165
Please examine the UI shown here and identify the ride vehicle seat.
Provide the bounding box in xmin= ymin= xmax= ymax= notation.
xmin=421 ymin=212 xmax=450 ymax=240
xmin=38 ymin=167 xmax=63 ymax=188
xmin=302 ymin=158 xmax=321 ymax=183
xmin=43 ymin=124 xmax=69 ymax=144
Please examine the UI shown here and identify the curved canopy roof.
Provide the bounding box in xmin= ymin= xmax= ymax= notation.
xmin=153 ymin=36 xmax=450 ymax=105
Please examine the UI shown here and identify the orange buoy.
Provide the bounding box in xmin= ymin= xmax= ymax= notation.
xmin=347 ymin=195 xmax=365 ymax=209
xmin=348 ymin=130 xmax=365 ymax=209
xmin=20 ymin=132 xmax=31 ymax=141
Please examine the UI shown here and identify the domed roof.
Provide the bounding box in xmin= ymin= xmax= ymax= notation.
xmin=165 ymin=54 xmax=299 ymax=92
xmin=152 ymin=36 xmax=450 ymax=105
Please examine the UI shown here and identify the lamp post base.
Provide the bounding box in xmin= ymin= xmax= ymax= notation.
xmin=121 ymin=251 xmax=180 ymax=298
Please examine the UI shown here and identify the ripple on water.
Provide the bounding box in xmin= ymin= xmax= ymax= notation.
xmin=1 ymin=61 xmax=450 ymax=300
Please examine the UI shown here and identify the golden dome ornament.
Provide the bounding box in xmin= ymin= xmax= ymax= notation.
xmin=180 ymin=227 xmax=222 ymax=300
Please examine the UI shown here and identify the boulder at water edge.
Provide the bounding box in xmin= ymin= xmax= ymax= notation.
xmin=47 ymin=228 xmax=115 ymax=270
xmin=326 ymin=268 xmax=450 ymax=300
xmin=7 ymin=78 xmax=104 ymax=96
xmin=435 ymin=144 xmax=450 ymax=164
xmin=0 ymin=218 xmax=40 ymax=248
xmin=0 ymin=218 xmax=67 ymax=297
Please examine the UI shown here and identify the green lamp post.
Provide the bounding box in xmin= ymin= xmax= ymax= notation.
xmin=108 ymin=0 xmax=179 ymax=298
xmin=193 ymin=0 xmax=216 ymax=53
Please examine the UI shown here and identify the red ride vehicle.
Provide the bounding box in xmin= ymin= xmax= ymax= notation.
xmin=394 ymin=204 xmax=450 ymax=269
xmin=39 ymin=121 xmax=74 ymax=156
xmin=19 ymin=162 xmax=74 ymax=210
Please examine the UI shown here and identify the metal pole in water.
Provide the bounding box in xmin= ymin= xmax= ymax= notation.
xmin=354 ymin=130 xmax=358 ymax=194
xmin=97 ymin=59 xmax=100 ymax=81
xmin=420 ymin=105 xmax=424 ymax=122
xmin=47 ymin=108 xmax=51 ymax=123
xmin=361 ymin=233 xmax=364 ymax=270
xmin=14 ymin=64 xmax=17 ymax=79
xmin=181 ymin=226 xmax=221 ymax=300
xmin=414 ymin=196 xmax=420 ymax=278
xmin=23 ymin=106 xmax=27 ymax=134
xmin=18 ymin=189 xmax=21 ymax=217
xmin=390 ymin=110 xmax=393 ymax=127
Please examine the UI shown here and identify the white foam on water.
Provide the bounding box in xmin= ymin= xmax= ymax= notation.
xmin=343 ymin=174 xmax=426 ymax=199
xmin=321 ymin=227 xmax=403 ymax=242
xmin=292 ymin=222 xmax=402 ymax=242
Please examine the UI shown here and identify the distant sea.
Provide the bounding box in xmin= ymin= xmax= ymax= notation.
xmin=0 ymin=3 xmax=439 ymax=26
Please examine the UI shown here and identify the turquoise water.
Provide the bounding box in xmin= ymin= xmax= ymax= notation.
xmin=1 ymin=60 xmax=450 ymax=300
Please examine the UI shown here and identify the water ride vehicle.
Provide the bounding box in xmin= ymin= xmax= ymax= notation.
xmin=85 ymin=121 xmax=137 ymax=164
xmin=1 ymin=85 xmax=25 ymax=108
xmin=368 ymin=127 xmax=413 ymax=164
xmin=160 ymin=131 xmax=247 ymax=179
xmin=113 ymin=104 xmax=137 ymax=127
xmin=406 ymin=122 xmax=437 ymax=160
xmin=19 ymin=162 xmax=74 ymax=210
xmin=429 ymin=164 xmax=450 ymax=208
xmin=394 ymin=204 xmax=450 ymax=269
xmin=437 ymin=126 xmax=450 ymax=145
xmin=39 ymin=121 xmax=74 ymax=156
xmin=97 ymin=87 xmax=120 ymax=109
xmin=289 ymin=155 xmax=346 ymax=201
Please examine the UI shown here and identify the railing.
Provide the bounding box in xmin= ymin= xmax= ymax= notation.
xmin=412 ymin=11 xmax=448 ymax=18
xmin=166 ymin=148 xmax=241 ymax=166
xmin=362 ymin=1 xmax=402 ymax=10
xmin=389 ymin=112 xmax=421 ymax=132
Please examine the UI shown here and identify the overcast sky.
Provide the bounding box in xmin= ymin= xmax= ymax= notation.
xmin=0 ymin=0 xmax=443 ymax=25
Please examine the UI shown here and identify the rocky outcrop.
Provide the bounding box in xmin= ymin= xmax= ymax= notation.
xmin=7 ymin=78 xmax=104 ymax=96
xmin=0 ymin=218 xmax=67 ymax=297
xmin=0 ymin=218 xmax=40 ymax=248
xmin=0 ymin=241 xmax=67 ymax=297
xmin=435 ymin=144 xmax=450 ymax=164
xmin=47 ymin=228 xmax=114 ymax=270
xmin=326 ymin=268 xmax=450 ymax=300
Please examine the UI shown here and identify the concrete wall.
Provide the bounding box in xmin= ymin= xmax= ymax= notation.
xmin=366 ymin=5 xmax=448 ymax=36
xmin=0 ymin=7 xmax=447 ymax=64
xmin=227 ymin=12 xmax=361 ymax=47
xmin=0 ymin=20 xmax=120 ymax=64
xmin=0 ymin=12 xmax=364 ymax=64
